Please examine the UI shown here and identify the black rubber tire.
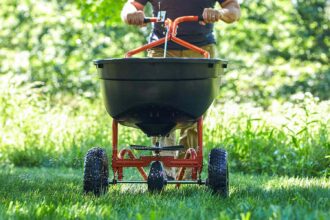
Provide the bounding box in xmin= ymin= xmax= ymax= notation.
xmin=207 ymin=148 xmax=229 ymax=197
xmin=147 ymin=161 xmax=166 ymax=193
xmin=83 ymin=147 xmax=109 ymax=196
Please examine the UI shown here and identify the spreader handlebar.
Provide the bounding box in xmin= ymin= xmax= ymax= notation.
xmin=127 ymin=15 xmax=210 ymax=58
xmin=143 ymin=17 xmax=159 ymax=23
xmin=198 ymin=15 xmax=205 ymax=22
xmin=173 ymin=15 xmax=204 ymax=24
xmin=144 ymin=16 xmax=204 ymax=24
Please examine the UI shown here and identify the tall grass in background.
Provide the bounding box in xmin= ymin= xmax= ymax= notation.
xmin=205 ymin=96 xmax=330 ymax=177
xmin=0 ymin=74 xmax=148 ymax=168
xmin=1 ymin=74 xmax=329 ymax=177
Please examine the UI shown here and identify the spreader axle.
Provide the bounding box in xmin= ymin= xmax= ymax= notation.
xmin=109 ymin=179 xmax=206 ymax=185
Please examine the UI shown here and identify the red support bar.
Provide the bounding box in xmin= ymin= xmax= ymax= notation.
xmin=124 ymin=16 xmax=210 ymax=58
xmin=197 ymin=117 xmax=203 ymax=176
xmin=114 ymin=157 xmax=199 ymax=167
xmin=112 ymin=120 xmax=119 ymax=178
xmin=176 ymin=148 xmax=197 ymax=188
xmin=172 ymin=16 xmax=199 ymax=36
xmin=125 ymin=38 xmax=166 ymax=58
xmin=119 ymin=149 xmax=148 ymax=180
xmin=171 ymin=36 xmax=210 ymax=58
xmin=110 ymin=120 xmax=201 ymax=181
xmin=192 ymin=167 xmax=198 ymax=180
xmin=118 ymin=168 xmax=123 ymax=180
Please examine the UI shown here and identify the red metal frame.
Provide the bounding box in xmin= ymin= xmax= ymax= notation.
xmin=111 ymin=118 xmax=203 ymax=181
xmin=112 ymin=16 xmax=209 ymax=181
xmin=125 ymin=16 xmax=210 ymax=58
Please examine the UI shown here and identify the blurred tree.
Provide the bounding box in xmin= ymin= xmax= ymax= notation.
xmin=0 ymin=0 xmax=144 ymax=95
xmin=293 ymin=0 xmax=329 ymax=64
xmin=75 ymin=0 xmax=126 ymax=26
xmin=0 ymin=0 xmax=328 ymax=101
xmin=213 ymin=0 xmax=329 ymax=102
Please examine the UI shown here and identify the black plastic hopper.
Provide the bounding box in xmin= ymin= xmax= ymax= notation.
xmin=94 ymin=58 xmax=227 ymax=136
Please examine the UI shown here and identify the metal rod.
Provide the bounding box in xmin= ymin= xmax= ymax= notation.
xmin=125 ymin=37 xmax=166 ymax=57
xmin=163 ymin=26 xmax=169 ymax=58
xmin=109 ymin=180 xmax=206 ymax=185
xmin=118 ymin=149 xmax=148 ymax=180
xmin=112 ymin=120 xmax=119 ymax=179
xmin=197 ymin=117 xmax=203 ymax=178
xmin=167 ymin=180 xmax=205 ymax=185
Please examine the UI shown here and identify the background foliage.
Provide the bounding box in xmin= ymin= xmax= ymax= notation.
xmin=0 ymin=0 xmax=329 ymax=177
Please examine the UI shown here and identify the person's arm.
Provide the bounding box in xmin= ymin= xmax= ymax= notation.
xmin=121 ymin=0 xmax=146 ymax=25
xmin=203 ymin=0 xmax=241 ymax=24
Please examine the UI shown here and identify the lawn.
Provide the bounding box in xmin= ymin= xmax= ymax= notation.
xmin=1 ymin=1 xmax=329 ymax=219
xmin=0 ymin=166 xmax=329 ymax=219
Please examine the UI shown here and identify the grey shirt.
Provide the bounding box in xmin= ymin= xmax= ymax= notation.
xmin=135 ymin=0 xmax=225 ymax=49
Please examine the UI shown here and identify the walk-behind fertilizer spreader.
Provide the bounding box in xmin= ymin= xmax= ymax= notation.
xmin=83 ymin=15 xmax=228 ymax=197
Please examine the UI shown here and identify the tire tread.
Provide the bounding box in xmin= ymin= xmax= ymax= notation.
xmin=83 ymin=147 xmax=109 ymax=196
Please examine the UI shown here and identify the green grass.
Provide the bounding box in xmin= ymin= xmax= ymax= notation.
xmin=0 ymin=166 xmax=329 ymax=219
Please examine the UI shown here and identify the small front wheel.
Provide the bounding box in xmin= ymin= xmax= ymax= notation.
xmin=207 ymin=148 xmax=229 ymax=197
xmin=148 ymin=161 xmax=166 ymax=192
xmin=83 ymin=147 xmax=109 ymax=196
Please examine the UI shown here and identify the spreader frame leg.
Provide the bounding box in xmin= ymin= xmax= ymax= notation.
xmin=111 ymin=118 xmax=204 ymax=182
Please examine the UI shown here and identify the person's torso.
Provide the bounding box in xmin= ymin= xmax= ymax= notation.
xmin=148 ymin=0 xmax=218 ymax=49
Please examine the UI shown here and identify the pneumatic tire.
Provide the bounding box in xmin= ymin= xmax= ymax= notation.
xmin=148 ymin=161 xmax=166 ymax=193
xmin=83 ymin=147 xmax=109 ymax=196
xmin=207 ymin=148 xmax=229 ymax=197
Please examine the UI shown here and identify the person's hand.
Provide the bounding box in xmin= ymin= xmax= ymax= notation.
xmin=125 ymin=11 xmax=145 ymax=26
xmin=202 ymin=8 xmax=223 ymax=23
